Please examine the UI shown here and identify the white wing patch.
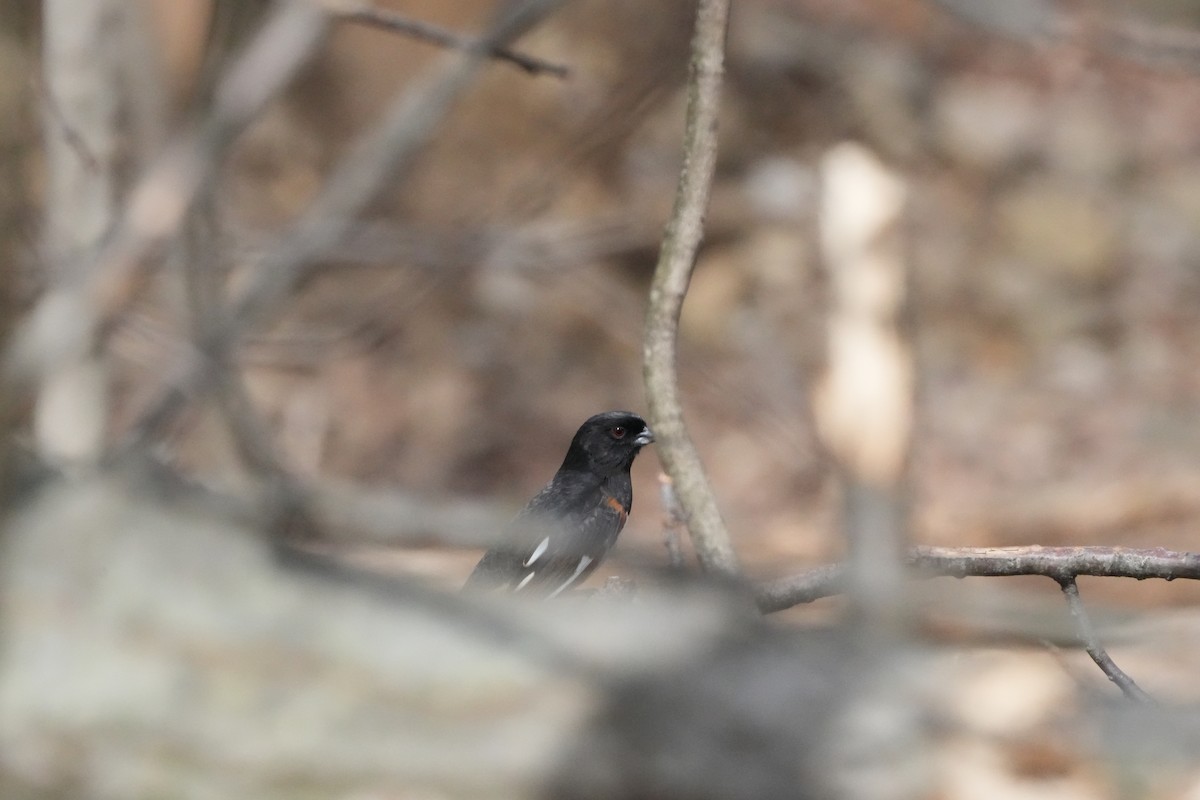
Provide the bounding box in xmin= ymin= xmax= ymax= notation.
xmin=515 ymin=572 xmax=536 ymax=591
xmin=523 ymin=537 xmax=549 ymax=568
xmin=547 ymin=555 xmax=593 ymax=599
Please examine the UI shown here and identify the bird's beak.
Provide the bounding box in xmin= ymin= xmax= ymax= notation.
xmin=635 ymin=427 xmax=655 ymax=446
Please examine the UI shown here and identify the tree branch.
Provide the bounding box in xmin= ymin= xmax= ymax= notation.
xmin=32 ymin=0 xmax=132 ymax=465
xmin=756 ymin=545 xmax=1200 ymax=613
xmin=123 ymin=0 xmax=570 ymax=448
xmin=6 ymin=3 xmax=330 ymax=392
xmin=932 ymin=0 xmax=1200 ymax=73
xmin=911 ymin=545 xmax=1200 ymax=580
xmin=175 ymin=0 xmax=317 ymax=538
xmin=642 ymin=0 xmax=740 ymax=578
xmin=755 ymin=564 xmax=847 ymax=612
xmin=327 ymin=1 xmax=569 ymax=78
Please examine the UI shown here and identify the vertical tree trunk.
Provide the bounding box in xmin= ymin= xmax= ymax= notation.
xmin=35 ymin=0 xmax=162 ymax=465
xmin=0 ymin=4 xmax=37 ymax=496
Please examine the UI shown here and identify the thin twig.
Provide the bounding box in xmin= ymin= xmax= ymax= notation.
xmin=1038 ymin=638 xmax=1097 ymax=697
xmin=756 ymin=545 xmax=1200 ymax=613
xmin=1058 ymin=577 xmax=1153 ymax=703
xmin=642 ymin=0 xmax=740 ymax=578
xmin=327 ymin=1 xmax=569 ymax=78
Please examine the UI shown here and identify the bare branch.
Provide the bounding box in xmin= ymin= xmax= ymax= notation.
xmin=33 ymin=67 xmax=101 ymax=173
xmin=131 ymin=453 xmax=513 ymax=550
xmin=305 ymin=480 xmax=506 ymax=549
xmin=933 ymin=0 xmax=1200 ymax=73
xmin=1058 ymin=578 xmax=1153 ymax=703
xmin=179 ymin=208 xmax=281 ymax=481
xmin=124 ymin=0 xmax=571 ymax=447
xmin=642 ymin=0 xmax=740 ymax=577
xmin=1099 ymin=16 xmax=1200 ymax=71
xmin=33 ymin=0 xmax=132 ymax=465
xmin=176 ymin=1 xmax=313 ymax=536
xmin=911 ymin=545 xmax=1200 ymax=581
xmin=326 ymin=0 xmax=569 ymax=77
xmin=6 ymin=3 xmax=331 ymax=390
xmin=756 ymin=545 xmax=1200 ymax=613
xmin=755 ymin=564 xmax=847 ymax=613
xmin=0 ymin=11 xmax=35 ymax=498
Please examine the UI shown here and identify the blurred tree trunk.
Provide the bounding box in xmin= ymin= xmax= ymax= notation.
xmin=0 ymin=3 xmax=37 ymax=496
xmin=34 ymin=0 xmax=163 ymax=465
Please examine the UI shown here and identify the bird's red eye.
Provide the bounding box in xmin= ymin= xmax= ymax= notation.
xmin=611 ymin=426 xmax=627 ymax=439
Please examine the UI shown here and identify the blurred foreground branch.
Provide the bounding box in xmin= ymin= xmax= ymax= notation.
xmin=933 ymin=0 xmax=1200 ymax=72
xmin=126 ymin=0 xmax=570 ymax=448
xmin=179 ymin=1 xmax=314 ymax=531
xmin=33 ymin=0 xmax=160 ymax=465
xmin=2 ymin=474 xmax=923 ymax=800
xmin=10 ymin=475 xmax=1194 ymax=798
xmin=6 ymin=3 xmax=330 ymax=391
xmin=642 ymin=0 xmax=740 ymax=578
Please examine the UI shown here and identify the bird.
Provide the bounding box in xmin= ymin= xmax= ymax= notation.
xmin=463 ymin=410 xmax=655 ymax=598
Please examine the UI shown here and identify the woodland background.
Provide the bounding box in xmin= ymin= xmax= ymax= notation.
xmin=5 ymin=0 xmax=1200 ymax=798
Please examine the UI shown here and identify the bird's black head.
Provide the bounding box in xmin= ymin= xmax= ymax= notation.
xmin=560 ymin=411 xmax=654 ymax=476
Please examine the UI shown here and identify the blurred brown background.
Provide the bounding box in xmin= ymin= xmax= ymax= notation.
xmin=8 ymin=3 xmax=1200 ymax=797
xmin=12 ymin=0 xmax=1200 ymax=605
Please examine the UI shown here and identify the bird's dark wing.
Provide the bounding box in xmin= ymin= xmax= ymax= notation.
xmin=463 ymin=472 xmax=629 ymax=597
